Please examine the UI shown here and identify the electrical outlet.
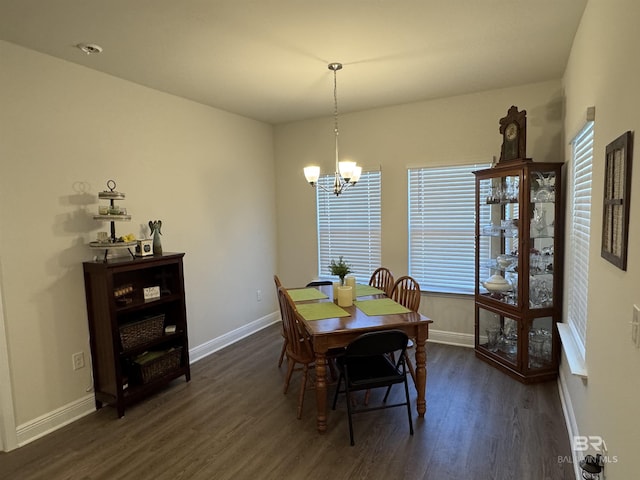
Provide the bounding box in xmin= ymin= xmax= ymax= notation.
xmin=256 ymin=289 xmax=262 ymax=302
xmin=72 ymin=352 xmax=85 ymax=370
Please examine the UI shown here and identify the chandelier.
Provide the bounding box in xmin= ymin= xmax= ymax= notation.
xmin=303 ymin=62 xmax=362 ymax=196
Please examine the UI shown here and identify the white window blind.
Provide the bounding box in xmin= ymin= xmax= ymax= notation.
xmin=316 ymin=171 xmax=382 ymax=283
xmin=408 ymin=163 xmax=490 ymax=294
xmin=566 ymin=121 xmax=594 ymax=353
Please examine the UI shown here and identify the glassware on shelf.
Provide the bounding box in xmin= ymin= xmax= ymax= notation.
xmin=530 ymin=252 xmax=541 ymax=273
xmin=529 ymin=276 xmax=553 ymax=308
xmin=501 ymin=322 xmax=518 ymax=360
xmin=504 ymin=176 xmax=519 ymax=202
xmin=486 ymin=185 xmax=502 ymax=204
xmin=485 ymin=176 xmax=519 ymax=204
xmin=528 ymin=328 xmax=552 ymax=368
xmin=496 ymin=254 xmax=516 ymax=269
xmin=531 ymin=207 xmax=548 ymax=236
xmin=501 ymin=218 xmax=519 ymax=238
xmin=502 ymin=292 xmax=517 ymax=305
xmin=528 ymin=332 xmax=546 ymax=368
xmin=541 ymin=246 xmax=554 ymax=272
xmin=486 ymin=326 xmax=501 ymax=352
xmin=533 ymin=172 xmax=556 ymax=202
xmin=482 ymin=225 xmax=502 ymax=236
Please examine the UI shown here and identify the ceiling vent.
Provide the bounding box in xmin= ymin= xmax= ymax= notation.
xmin=76 ymin=43 xmax=103 ymax=55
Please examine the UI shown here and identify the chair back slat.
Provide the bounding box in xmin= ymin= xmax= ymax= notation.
xmin=391 ymin=275 xmax=421 ymax=312
xmin=277 ymin=287 xmax=314 ymax=362
xmin=369 ymin=267 xmax=394 ymax=296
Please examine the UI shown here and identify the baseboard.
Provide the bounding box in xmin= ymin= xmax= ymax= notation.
xmin=427 ymin=329 xmax=474 ymax=348
xmin=558 ymin=366 xmax=581 ymax=479
xmin=16 ymin=394 xmax=95 ymax=448
xmin=188 ymin=311 xmax=280 ymax=363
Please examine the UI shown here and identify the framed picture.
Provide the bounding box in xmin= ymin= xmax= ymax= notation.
xmin=601 ymin=131 xmax=633 ymax=270
xmin=143 ymin=285 xmax=161 ymax=300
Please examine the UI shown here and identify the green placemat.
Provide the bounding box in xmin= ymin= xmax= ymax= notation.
xmin=354 ymin=298 xmax=411 ymax=316
xmin=296 ymin=302 xmax=350 ymax=321
xmin=355 ymin=284 xmax=385 ymax=297
xmin=287 ymin=288 xmax=329 ymax=302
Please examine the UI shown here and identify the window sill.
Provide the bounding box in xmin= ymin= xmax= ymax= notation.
xmin=557 ymin=323 xmax=588 ymax=378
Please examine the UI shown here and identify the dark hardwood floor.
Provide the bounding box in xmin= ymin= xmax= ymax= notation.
xmin=0 ymin=324 xmax=574 ymax=479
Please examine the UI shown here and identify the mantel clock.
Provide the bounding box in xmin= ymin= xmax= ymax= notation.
xmin=499 ymin=106 xmax=527 ymax=163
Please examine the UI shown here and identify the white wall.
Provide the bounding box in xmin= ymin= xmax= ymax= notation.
xmin=274 ymin=80 xmax=564 ymax=342
xmin=0 ymin=40 xmax=278 ymax=444
xmin=561 ymin=1 xmax=640 ymax=478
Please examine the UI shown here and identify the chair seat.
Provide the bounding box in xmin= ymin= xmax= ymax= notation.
xmin=337 ymin=355 xmax=405 ymax=389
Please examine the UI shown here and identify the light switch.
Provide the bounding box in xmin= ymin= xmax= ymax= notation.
xmin=632 ymin=305 xmax=640 ymax=348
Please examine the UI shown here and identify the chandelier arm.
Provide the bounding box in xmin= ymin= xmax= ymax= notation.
xmin=315 ymin=183 xmax=332 ymax=194
xmin=341 ymin=181 xmax=354 ymax=194
xmin=313 ymin=180 xmax=344 ymax=196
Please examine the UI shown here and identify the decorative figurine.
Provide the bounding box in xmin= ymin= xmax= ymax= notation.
xmin=149 ymin=220 xmax=162 ymax=255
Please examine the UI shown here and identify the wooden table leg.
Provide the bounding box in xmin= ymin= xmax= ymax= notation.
xmin=414 ymin=326 xmax=427 ymax=417
xmin=314 ymin=350 xmax=328 ymax=432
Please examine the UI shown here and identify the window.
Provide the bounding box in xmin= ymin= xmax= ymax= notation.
xmin=316 ymin=171 xmax=381 ymax=283
xmin=408 ymin=163 xmax=490 ymax=294
xmin=566 ymin=121 xmax=594 ymax=355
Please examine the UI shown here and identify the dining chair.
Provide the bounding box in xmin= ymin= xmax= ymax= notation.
xmin=391 ymin=275 xmax=421 ymax=311
xmin=332 ymin=330 xmax=414 ymax=446
xmin=274 ymin=275 xmax=287 ymax=368
xmin=305 ymin=280 xmax=333 ymax=287
xmin=369 ymin=267 xmax=394 ymax=297
xmin=390 ymin=275 xmax=421 ymax=385
xmin=277 ymin=286 xmax=316 ymax=419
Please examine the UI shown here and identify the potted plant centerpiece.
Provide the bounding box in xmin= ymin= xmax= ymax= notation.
xmin=329 ymin=256 xmax=353 ymax=307
xmin=329 ymin=256 xmax=351 ymax=285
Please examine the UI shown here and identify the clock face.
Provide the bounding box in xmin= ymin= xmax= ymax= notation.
xmin=505 ymin=123 xmax=518 ymax=141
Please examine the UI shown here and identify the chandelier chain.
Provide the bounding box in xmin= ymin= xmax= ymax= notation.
xmin=333 ymin=67 xmax=339 ymax=136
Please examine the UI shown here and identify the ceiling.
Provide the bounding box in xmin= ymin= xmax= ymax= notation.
xmin=0 ymin=0 xmax=587 ymax=125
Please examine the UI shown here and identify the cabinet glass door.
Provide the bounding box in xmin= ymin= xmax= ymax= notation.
xmin=527 ymin=317 xmax=554 ymax=370
xmin=478 ymin=306 xmax=519 ymax=367
xmin=529 ymin=170 xmax=556 ymax=309
xmin=478 ymin=174 xmax=520 ymax=307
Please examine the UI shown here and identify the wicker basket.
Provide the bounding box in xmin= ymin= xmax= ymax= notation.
xmin=119 ymin=314 xmax=165 ymax=350
xmin=134 ymin=347 xmax=182 ymax=384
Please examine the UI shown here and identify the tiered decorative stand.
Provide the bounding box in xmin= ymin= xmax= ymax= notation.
xmin=89 ymin=180 xmax=135 ymax=260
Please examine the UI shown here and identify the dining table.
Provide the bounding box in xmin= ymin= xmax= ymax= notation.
xmin=287 ymin=283 xmax=433 ymax=433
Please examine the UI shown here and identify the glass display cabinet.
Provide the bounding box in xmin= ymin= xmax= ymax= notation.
xmin=474 ymin=159 xmax=564 ymax=383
